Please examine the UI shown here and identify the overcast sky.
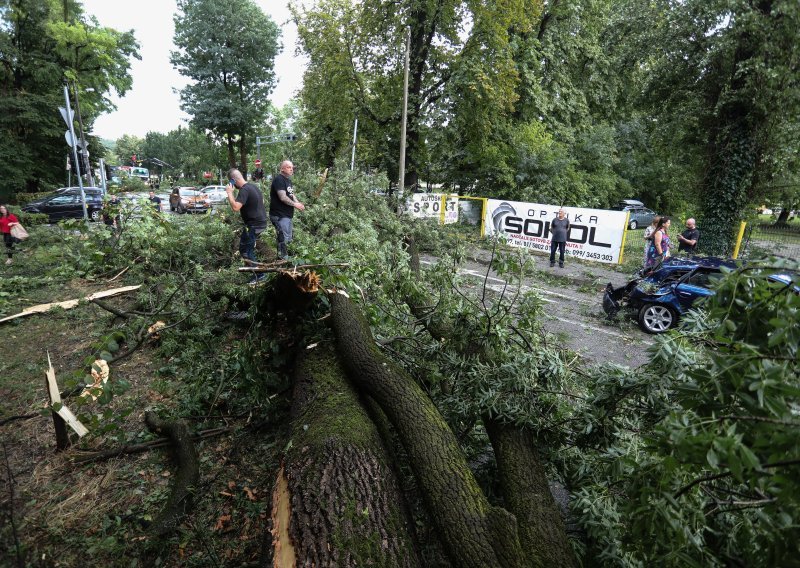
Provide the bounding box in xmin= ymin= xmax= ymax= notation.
xmin=82 ymin=0 xmax=307 ymax=141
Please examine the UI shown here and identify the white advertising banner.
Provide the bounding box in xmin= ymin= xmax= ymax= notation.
xmin=484 ymin=200 xmax=628 ymax=264
xmin=406 ymin=193 xmax=459 ymax=224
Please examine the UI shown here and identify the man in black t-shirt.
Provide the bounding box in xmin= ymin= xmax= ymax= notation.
xmin=269 ymin=160 xmax=305 ymax=259
xmin=677 ymin=218 xmax=700 ymax=253
xmin=226 ymin=169 xmax=268 ymax=279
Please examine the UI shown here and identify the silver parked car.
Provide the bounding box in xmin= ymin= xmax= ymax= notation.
xmin=612 ymin=199 xmax=657 ymax=230
xmin=200 ymin=185 xmax=228 ymax=204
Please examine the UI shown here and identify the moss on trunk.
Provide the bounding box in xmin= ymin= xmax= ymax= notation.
xmin=275 ymin=340 xmax=420 ymax=567
xmin=484 ymin=418 xmax=576 ymax=567
xmin=328 ymin=292 xmax=525 ymax=568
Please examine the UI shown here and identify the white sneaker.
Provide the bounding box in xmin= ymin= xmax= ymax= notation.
xmin=5 ymin=258 xmax=11 ymax=265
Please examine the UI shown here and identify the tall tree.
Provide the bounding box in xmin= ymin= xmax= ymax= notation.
xmin=292 ymin=0 xmax=539 ymax=189
xmin=0 ymin=0 xmax=138 ymax=197
xmin=629 ymin=0 xmax=800 ymax=253
xmin=171 ymin=0 xmax=280 ymax=173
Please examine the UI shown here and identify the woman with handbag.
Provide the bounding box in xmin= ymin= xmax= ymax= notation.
xmin=0 ymin=204 xmax=20 ymax=265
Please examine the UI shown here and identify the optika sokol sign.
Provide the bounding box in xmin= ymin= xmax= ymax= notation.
xmin=484 ymin=200 xmax=628 ymax=264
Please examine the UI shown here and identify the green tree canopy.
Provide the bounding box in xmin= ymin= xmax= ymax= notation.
xmin=0 ymin=0 xmax=139 ymax=197
xmin=171 ymin=0 xmax=280 ymax=173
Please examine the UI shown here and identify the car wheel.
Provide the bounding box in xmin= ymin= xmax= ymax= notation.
xmin=638 ymin=303 xmax=676 ymax=334
xmin=89 ymin=209 xmax=101 ymax=222
xmin=629 ymin=220 xmax=638 ymax=230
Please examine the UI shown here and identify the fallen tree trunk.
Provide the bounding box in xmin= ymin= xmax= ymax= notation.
xmin=273 ymin=341 xmax=420 ymax=567
xmin=485 ymin=420 xmax=576 ymax=568
xmin=144 ymin=412 xmax=200 ymax=536
xmin=328 ymin=291 xmax=525 ymax=568
xmin=403 ymin=236 xmax=576 ymax=567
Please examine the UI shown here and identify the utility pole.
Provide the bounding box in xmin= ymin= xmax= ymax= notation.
xmin=398 ymin=27 xmax=410 ymax=195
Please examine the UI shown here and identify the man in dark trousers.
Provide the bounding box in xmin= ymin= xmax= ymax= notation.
xmin=226 ymin=168 xmax=268 ymax=283
xmin=676 ymin=218 xmax=700 ymax=254
xmin=549 ymin=208 xmax=571 ymax=268
xmin=269 ymin=160 xmax=305 ymax=259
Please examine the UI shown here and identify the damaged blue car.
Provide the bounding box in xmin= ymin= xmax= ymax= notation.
xmin=603 ymin=257 xmax=797 ymax=333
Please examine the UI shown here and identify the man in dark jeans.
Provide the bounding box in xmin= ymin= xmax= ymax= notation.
xmin=269 ymin=160 xmax=305 ymax=259
xmin=549 ymin=208 xmax=571 ymax=268
xmin=676 ymin=218 xmax=700 ymax=253
xmin=225 ymin=168 xmax=268 ymax=283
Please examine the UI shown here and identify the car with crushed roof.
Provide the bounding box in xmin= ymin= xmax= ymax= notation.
xmin=603 ymin=257 xmax=797 ymax=334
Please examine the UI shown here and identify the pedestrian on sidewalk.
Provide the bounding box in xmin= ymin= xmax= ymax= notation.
xmin=0 ymin=205 xmax=20 ymax=265
xmin=226 ymin=168 xmax=268 ymax=283
xmin=642 ymin=215 xmax=661 ymax=267
xmin=676 ymin=218 xmax=699 ymax=254
xmin=269 ymin=160 xmax=305 ymax=259
xmin=549 ymin=208 xmax=570 ymax=268
xmin=645 ymin=216 xmax=671 ymax=268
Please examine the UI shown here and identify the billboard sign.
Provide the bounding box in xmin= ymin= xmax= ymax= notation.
xmin=406 ymin=193 xmax=459 ymax=224
xmin=484 ymin=200 xmax=628 ymax=264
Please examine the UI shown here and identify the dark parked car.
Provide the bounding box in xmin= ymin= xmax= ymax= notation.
xmin=612 ymin=199 xmax=657 ymax=230
xmin=169 ymin=187 xmax=211 ymax=214
xmin=22 ymin=188 xmax=104 ymax=222
xmin=603 ymin=257 xmax=797 ymax=333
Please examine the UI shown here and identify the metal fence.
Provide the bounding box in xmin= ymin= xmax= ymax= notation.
xmin=738 ymin=223 xmax=800 ymax=260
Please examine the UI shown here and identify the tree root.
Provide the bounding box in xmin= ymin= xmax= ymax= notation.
xmin=143 ymin=411 xmax=200 ymax=536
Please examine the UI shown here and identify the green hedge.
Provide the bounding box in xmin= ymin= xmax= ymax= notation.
xmin=6 ymin=206 xmax=49 ymax=226
xmin=15 ymin=191 xmax=54 ymax=205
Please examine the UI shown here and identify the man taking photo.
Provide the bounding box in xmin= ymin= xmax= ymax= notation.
xmin=226 ymin=168 xmax=268 ymax=283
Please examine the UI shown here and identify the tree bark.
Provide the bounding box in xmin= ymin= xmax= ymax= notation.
xmin=274 ymin=341 xmax=421 ymax=567
xmin=328 ymin=292 xmax=525 ymax=568
xmin=402 ymin=236 xmax=576 ymax=567
xmin=484 ymin=420 xmax=576 ymax=568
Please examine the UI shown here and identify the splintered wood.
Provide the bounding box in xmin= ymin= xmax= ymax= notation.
xmin=0 ymin=285 xmax=141 ymax=323
xmin=45 ymin=353 xmax=89 ymax=444
xmin=271 ymin=465 xmax=296 ymax=568
xmin=292 ymin=270 xmax=321 ymax=294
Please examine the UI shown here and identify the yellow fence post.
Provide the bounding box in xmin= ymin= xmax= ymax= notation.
xmin=480 ymin=198 xmax=487 ymax=237
xmin=440 ymin=193 xmax=447 ymax=225
xmin=732 ymin=221 xmax=747 ymax=259
xmin=617 ymin=212 xmax=631 ymax=265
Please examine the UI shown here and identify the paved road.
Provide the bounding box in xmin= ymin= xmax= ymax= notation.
xmin=421 ymin=255 xmax=654 ymax=368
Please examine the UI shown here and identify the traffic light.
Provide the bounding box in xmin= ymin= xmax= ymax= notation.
xmin=80 ymin=152 xmax=91 ymax=175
